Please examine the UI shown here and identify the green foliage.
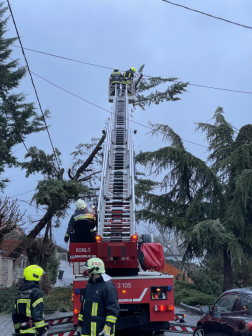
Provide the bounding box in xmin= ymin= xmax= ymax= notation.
xmin=44 ymin=285 xmax=73 ymax=312
xmin=33 ymin=178 xmax=89 ymax=217
xmin=192 ymin=271 xmax=222 ymax=296
xmin=0 ymin=286 xmax=18 ymax=314
xmin=20 ymin=144 xmax=60 ymax=179
xmin=0 ymin=3 xmax=48 ymax=189
xmin=134 ymin=64 xmax=188 ymax=111
xmin=47 ymin=253 xmax=61 ymax=284
xmin=174 ymin=281 xmax=217 ymax=306
xmin=136 ymin=106 xmax=252 ymax=290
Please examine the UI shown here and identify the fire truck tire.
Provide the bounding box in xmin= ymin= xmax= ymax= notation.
xmin=141 ymin=234 xmax=152 ymax=243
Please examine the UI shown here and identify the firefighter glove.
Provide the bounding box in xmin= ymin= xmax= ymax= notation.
xmin=99 ymin=325 xmax=111 ymax=336
xmin=64 ymin=235 xmax=69 ymax=243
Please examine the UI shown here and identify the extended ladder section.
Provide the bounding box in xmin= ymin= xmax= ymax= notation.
xmin=98 ymin=86 xmax=136 ymax=241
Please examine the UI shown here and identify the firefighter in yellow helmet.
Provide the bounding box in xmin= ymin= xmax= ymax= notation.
xmin=109 ymin=68 xmax=122 ymax=96
xmin=122 ymin=67 xmax=136 ymax=96
xmin=12 ymin=265 xmax=47 ymax=336
xmin=77 ymin=258 xmax=120 ymax=336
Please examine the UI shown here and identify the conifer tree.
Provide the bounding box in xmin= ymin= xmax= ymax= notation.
xmin=0 ymin=3 xmax=47 ymax=189
xmin=136 ymin=107 xmax=252 ymax=291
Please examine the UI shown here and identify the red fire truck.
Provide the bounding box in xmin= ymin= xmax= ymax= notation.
xmin=69 ymin=82 xmax=174 ymax=333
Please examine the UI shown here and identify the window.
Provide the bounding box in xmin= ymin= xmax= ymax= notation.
xmin=213 ymin=294 xmax=238 ymax=313
xmin=240 ymin=295 xmax=252 ymax=311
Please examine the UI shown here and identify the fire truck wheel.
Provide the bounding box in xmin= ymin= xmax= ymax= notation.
xmin=141 ymin=234 xmax=152 ymax=243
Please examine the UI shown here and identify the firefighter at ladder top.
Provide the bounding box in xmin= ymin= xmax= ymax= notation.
xmin=12 ymin=265 xmax=47 ymax=336
xmin=122 ymin=67 xmax=136 ymax=95
xmin=64 ymin=199 xmax=96 ymax=243
xmin=77 ymin=258 xmax=120 ymax=336
xmin=109 ymin=68 xmax=122 ymax=96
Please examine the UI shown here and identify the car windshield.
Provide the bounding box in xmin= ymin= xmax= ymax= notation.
xmin=213 ymin=294 xmax=238 ymax=313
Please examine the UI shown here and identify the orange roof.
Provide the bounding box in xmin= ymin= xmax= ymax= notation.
xmin=160 ymin=262 xmax=181 ymax=277
xmin=2 ymin=239 xmax=26 ymax=257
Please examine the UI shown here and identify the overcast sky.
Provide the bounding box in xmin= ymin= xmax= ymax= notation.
xmin=3 ymin=0 xmax=252 ymax=246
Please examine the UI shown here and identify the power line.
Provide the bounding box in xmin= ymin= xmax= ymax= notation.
xmin=7 ymin=0 xmax=61 ymax=171
xmin=161 ymin=0 xmax=252 ymax=30
xmin=31 ymin=70 xmax=252 ymax=158
xmin=12 ymin=188 xmax=36 ymax=198
xmin=28 ymin=69 xmax=209 ymax=148
xmin=12 ymin=45 xmax=252 ymax=96
xmin=8 ymin=60 xmax=252 ymax=156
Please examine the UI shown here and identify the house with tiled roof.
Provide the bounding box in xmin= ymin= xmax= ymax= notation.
xmin=0 ymin=228 xmax=28 ymax=288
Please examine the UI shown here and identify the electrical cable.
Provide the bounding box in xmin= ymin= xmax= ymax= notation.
xmin=7 ymin=0 xmax=61 ymax=171
xmin=161 ymin=0 xmax=252 ymax=30
xmin=8 ymin=61 xmax=252 ymax=156
xmin=12 ymin=188 xmax=36 ymax=198
xmin=12 ymin=45 xmax=252 ymax=95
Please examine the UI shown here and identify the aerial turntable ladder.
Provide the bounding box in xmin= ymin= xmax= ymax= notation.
xmin=96 ymin=84 xmax=138 ymax=275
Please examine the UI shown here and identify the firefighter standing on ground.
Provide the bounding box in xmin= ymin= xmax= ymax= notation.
xmin=122 ymin=67 xmax=136 ymax=95
xmin=12 ymin=265 xmax=47 ymax=336
xmin=64 ymin=199 xmax=95 ymax=243
xmin=77 ymin=258 xmax=120 ymax=336
xmin=110 ymin=68 xmax=122 ymax=96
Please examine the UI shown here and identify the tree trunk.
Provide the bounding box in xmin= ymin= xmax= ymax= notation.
xmin=223 ymin=248 xmax=233 ymax=291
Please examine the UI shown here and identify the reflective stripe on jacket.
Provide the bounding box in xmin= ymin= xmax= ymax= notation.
xmin=122 ymin=69 xmax=134 ymax=84
xmin=65 ymin=208 xmax=95 ymax=238
xmin=12 ymin=281 xmax=46 ymax=335
xmin=110 ymin=71 xmax=122 ymax=84
xmin=78 ymin=277 xmax=120 ymax=336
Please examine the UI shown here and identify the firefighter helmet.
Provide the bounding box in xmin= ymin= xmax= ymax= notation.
xmin=76 ymin=199 xmax=86 ymax=209
xmin=83 ymin=258 xmax=105 ymax=275
xmin=23 ymin=265 xmax=44 ymax=281
xmin=114 ymin=68 xmax=119 ymax=71
xmin=131 ymin=67 xmax=136 ymax=72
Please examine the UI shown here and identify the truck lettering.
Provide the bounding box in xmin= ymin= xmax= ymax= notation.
xmin=76 ymin=247 xmax=91 ymax=252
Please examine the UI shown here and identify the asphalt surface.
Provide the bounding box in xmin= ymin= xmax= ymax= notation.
xmin=0 ymin=306 xmax=201 ymax=336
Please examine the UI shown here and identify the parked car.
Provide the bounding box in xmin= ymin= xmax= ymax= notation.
xmin=194 ymin=288 xmax=252 ymax=336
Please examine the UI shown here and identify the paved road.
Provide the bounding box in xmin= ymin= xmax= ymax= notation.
xmin=0 ymin=307 xmax=200 ymax=336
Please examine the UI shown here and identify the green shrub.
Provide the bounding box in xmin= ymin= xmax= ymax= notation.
xmin=44 ymin=285 xmax=73 ymax=312
xmin=174 ymin=281 xmax=217 ymax=306
xmin=192 ymin=271 xmax=222 ymax=297
xmin=0 ymin=287 xmax=18 ymax=314
xmin=47 ymin=253 xmax=61 ymax=284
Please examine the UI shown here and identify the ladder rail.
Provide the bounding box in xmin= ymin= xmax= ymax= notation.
xmin=98 ymin=84 xmax=136 ymax=241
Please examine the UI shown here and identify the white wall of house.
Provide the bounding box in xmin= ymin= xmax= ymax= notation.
xmin=2 ymin=257 xmax=13 ymax=288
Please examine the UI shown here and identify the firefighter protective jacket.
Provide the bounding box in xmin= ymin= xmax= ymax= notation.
xmin=65 ymin=208 xmax=95 ymax=240
xmin=12 ymin=280 xmax=46 ymax=335
xmin=78 ymin=276 xmax=120 ymax=336
xmin=122 ymin=69 xmax=134 ymax=84
xmin=110 ymin=71 xmax=122 ymax=84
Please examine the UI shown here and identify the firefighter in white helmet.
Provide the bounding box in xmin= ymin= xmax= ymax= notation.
xmin=77 ymin=258 xmax=120 ymax=336
xmin=64 ymin=199 xmax=96 ymax=243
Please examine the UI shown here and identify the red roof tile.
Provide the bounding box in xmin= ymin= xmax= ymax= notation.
xmin=2 ymin=239 xmax=26 ymax=257
xmin=160 ymin=262 xmax=181 ymax=277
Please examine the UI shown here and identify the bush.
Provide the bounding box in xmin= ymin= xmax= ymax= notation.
xmin=44 ymin=285 xmax=73 ymax=312
xmin=47 ymin=252 xmax=61 ymax=284
xmin=192 ymin=270 xmax=222 ymax=297
xmin=174 ymin=281 xmax=217 ymax=306
xmin=0 ymin=287 xmax=18 ymax=314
